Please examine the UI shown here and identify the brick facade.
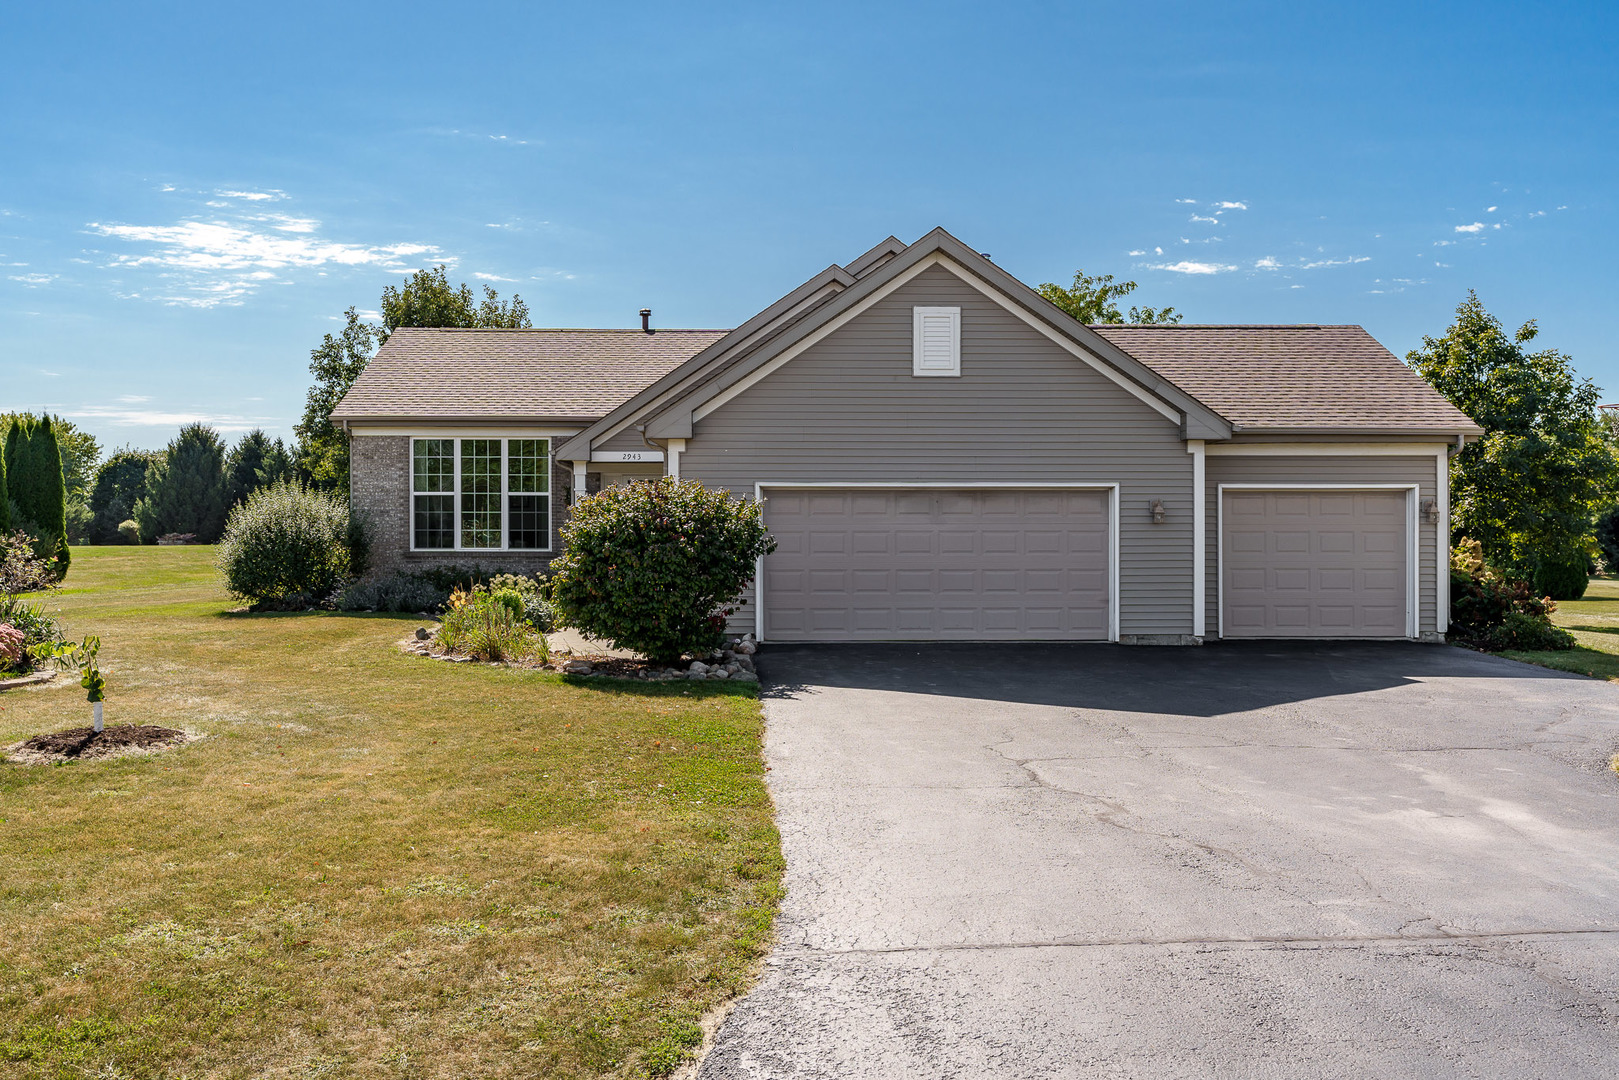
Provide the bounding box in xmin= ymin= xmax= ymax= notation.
xmin=349 ymin=434 xmax=574 ymax=579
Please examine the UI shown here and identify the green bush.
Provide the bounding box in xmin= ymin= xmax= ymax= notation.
xmin=437 ymin=586 xmax=547 ymax=662
xmin=117 ymin=519 xmax=140 ymax=545
xmin=217 ymin=482 xmax=357 ymax=609
xmin=1533 ymin=552 xmax=1590 ymax=601
xmin=549 ymin=478 xmax=774 ymax=663
xmin=1482 ymin=610 xmax=1577 ymax=651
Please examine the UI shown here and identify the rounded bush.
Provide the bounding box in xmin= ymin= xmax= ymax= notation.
xmin=549 ymin=478 xmax=775 ymax=663
xmin=117 ymin=519 xmax=140 ymax=545
xmin=1533 ymin=553 xmax=1589 ymax=602
xmin=217 ymin=482 xmax=355 ymax=608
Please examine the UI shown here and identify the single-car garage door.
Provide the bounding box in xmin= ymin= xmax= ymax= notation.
xmin=762 ymin=488 xmax=1111 ymax=641
xmin=1222 ymin=489 xmax=1410 ymax=638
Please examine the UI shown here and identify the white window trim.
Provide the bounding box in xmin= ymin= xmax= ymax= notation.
xmin=409 ymin=436 xmax=554 ymax=554
xmin=752 ymin=482 xmax=1120 ymax=644
xmin=912 ymin=305 xmax=961 ymax=377
xmin=1215 ymin=484 xmax=1419 ymax=640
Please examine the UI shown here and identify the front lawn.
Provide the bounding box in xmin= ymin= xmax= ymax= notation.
xmin=0 ymin=546 xmax=780 ymax=1078
xmin=1499 ymin=576 xmax=1619 ymax=680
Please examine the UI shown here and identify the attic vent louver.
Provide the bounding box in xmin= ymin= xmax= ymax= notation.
xmin=912 ymin=306 xmax=961 ymax=377
xmin=640 ymin=308 xmax=652 ymax=333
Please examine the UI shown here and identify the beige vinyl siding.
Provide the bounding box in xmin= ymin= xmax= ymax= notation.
xmin=679 ymin=263 xmax=1194 ymax=639
xmin=1205 ymin=453 xmax=1441 ymax=638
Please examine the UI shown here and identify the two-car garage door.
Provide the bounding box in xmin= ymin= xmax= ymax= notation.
xmin=762 ymin=488 xmax=1110 ymax=641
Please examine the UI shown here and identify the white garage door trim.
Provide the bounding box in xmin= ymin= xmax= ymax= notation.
xmin=754 ymin=482 xmax=1120 ymax=643
xmin=1217 ymin=483 xmax=1419 ymax=639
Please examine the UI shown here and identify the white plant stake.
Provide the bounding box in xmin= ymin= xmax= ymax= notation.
xmin=53 ymin=635 xmax=106 ymax=732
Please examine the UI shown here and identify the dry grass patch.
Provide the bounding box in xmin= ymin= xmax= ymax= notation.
xmin=0 ymin=546 xmax=780 ymax=1079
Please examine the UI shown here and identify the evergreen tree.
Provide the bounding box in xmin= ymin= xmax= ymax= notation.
xmin=226 ymin=429 xmax=289 ymax=507
xmin=3 ymin=416 xmax=70 ymax=577
xmin=0 ymin=428 xmax=9 ymax=534
xmin=134 ymin=425 xmax=229 ymax=542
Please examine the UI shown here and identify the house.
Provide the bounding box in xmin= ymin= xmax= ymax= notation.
xmin=331 ymin=228 xmax=1481 ymax=644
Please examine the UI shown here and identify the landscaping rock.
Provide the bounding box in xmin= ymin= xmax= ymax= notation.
xmin=732 ymin=670 xmax=759 ymax=683
xmin=735 ymin=655 xmax=755 ymax=673
xmin=734 ymin=639 xmax=757 ymax=656
xmin=711 ymin=668 xmax=730 ymax=679
xmin=689 ymin=661 xmax=711 ymax=675
xmin=563 ymin=660 xmax=594 ymax=675
xmin=685 ymin=669 xmax=708 ymax=680
xmin=415 ymin=627 xmax=431 ymax=641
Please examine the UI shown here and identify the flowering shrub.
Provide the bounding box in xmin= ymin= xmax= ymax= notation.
xmin=549 ymin=479 xmax=773 ymax=664
xmin=437 ymin=585 xmax=548 ymax=663
xmin=0 ymin=623 xmax=25 ymax=673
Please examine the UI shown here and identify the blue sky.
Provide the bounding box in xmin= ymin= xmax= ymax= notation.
xmin=2 ymin=0 xmax=1615 ymax=451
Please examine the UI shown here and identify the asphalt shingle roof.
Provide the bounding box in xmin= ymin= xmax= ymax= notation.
xmin=1089 ymin=324 xmax=1480 ymax=433
xmin=330 ymin=327 xmax=730 ymax=422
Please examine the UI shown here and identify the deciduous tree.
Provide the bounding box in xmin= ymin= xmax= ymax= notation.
xmin=1409 ymin=291 xmax=1614 ymax=592
xmin=1036 ymin=270 xmax=1181 ymax=324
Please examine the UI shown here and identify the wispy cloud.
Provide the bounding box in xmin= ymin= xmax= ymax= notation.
xmin=8 ymin=272 xmax=55 ymax=286
xmin=1175 ymin=198 xmax=1197 ymax=204
xmin=474 ymin=271 xmax=517 ymax=282
xmin=65 ymin=404 xmax=277 ymax=433
xmin=216 ymin=189 xmax=283 ymax=201
xmin=87 ymin=201 xmax=442 ymax=307
xmin=1127 ymin=249 xmax=1148 ymax=256
xmin=1188 ymin=214 xmax=1220 ymax=225
xmin=1253 ymin=256 xmax=1281 ymax=270
xmin=1454 ymin=221 xmax=1501 ymax=233
xmin=1298 ymin=255 xmax=1371 ymax=270
xmin=1147 ymin=260 xmax=1237 ymax=275
xmin=1213 ymin=201 xmax=1248 ymax=211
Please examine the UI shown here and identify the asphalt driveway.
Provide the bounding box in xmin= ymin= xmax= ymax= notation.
xmin=698 ymin=643 xmax=1619 ymax=1079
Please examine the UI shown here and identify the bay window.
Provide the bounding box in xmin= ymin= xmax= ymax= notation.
xmin=411 ymin=437 xmax=551 ymax=551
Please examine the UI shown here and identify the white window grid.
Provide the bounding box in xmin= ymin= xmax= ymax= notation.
xmin=409 ymin=436 xmax=552 ymax=552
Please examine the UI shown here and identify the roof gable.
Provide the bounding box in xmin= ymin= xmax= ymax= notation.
xmin=560 ymin=228 xmax=1229 ymax=459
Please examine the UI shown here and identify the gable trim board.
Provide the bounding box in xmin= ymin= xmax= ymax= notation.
xmin=754 ymin=482 xmax=1121 ymax=643
xmin=1217 ymin=484 xmax=1420 ymax=640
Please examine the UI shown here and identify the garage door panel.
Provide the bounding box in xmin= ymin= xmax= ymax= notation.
xmin=1223 ymin=489 xmax=1408 ymax=639
xmin=764 ymin=488 xmax=1111 ymax=641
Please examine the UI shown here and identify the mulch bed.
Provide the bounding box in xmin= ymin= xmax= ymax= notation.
xmin=6 ymin=724 xmax=194 ymax=765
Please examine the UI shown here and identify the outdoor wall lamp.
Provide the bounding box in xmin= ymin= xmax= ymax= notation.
xmin=1420 ymin=497 xmax=1439 ymax=525
xmin=1150 ymin=499 xmax=1166 ymax=524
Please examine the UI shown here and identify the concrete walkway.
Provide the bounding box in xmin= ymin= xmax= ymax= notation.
xmin=699 ymin=642 xmax=1619 ymax=1079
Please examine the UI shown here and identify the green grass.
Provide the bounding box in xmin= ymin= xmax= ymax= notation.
xmin=1498 ymin=576 xmax=1619 ymax=681
xmin=0 ymin=546 xmax=781 ymax=1079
